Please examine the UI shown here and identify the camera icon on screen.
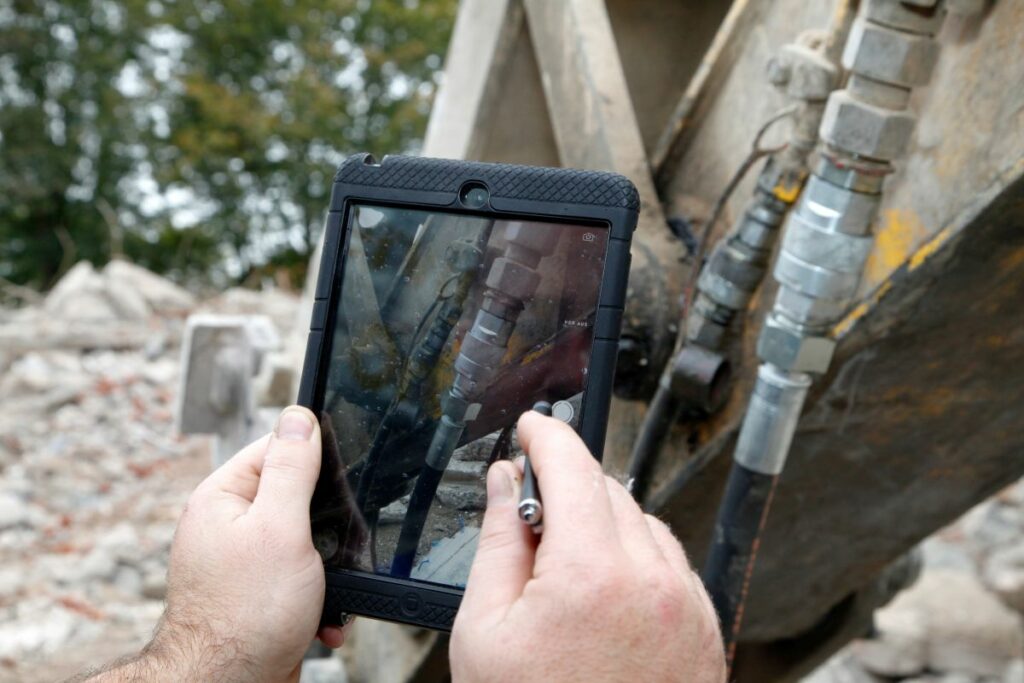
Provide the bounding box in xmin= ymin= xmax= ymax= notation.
xmin=582 ymin=232 xmax=596 ymax=242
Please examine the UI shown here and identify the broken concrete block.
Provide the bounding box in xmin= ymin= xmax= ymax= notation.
xmin=852 ymin=608 xmax=927 ymax=677
xmin=103 ymin=260 xmax=195 ymax=314
xmin=876 ymin=570 xmax=1024 ymax=678
xmin=177 ymin=315 xmax=282 ymax=466
xmin=984 ymin=540 xmax=1024 ymax=615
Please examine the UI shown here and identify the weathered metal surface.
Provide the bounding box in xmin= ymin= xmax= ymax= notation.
xmin=655 ymin=169 xmax=1024 ymax=645
xmin=638 ymin=0 xmax=1024 ymax=644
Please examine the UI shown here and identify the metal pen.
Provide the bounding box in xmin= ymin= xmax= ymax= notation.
xmin=518 ymin=401 xmax=550 ymax=532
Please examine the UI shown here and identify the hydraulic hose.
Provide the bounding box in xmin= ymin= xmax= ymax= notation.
xmin=354 ymin=236 xmax=487 ymax=518
xmin=390 ymin=222 xmax=560 ymax=577
xmin=626 ymin=4 xmax=856 ymax=505
xmin=700 ymin=364 xmax=810 ymax=654
xmin=703 ymin=1 xmax=951 ymax=669
xmin=391 ymin=415 xmax=464 ymax=577
xmin=702 ymin=464 xmax=779 ymax=656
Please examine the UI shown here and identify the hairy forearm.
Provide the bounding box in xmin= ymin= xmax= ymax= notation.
xmin=71 ymin=614 xmax=261 ymax=683
xmin=73 ymin=652 xmax=174 ymax=683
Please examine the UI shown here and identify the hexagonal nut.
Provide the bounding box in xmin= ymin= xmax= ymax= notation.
xmin=865 ymin=0 xmax=946 ymax=35
xmin=843 ymin=19 xmax=940 ymax=87
xmin=757 ymin=315 xmax=836 ymax=373
xmin=504 ymin=221 xmax=561 ymax=255
xmin=779 ymin=43 xmax=838 ymax=101
xmin=821 ymin=90 xmax=916 ymax=160
xmin=737 ymin=212 xmax=778 ymax=251
xmin=698 ymin=267 xmax=752 ymax=310
xmin=692 ymin=291 xmax=734 ymax=325
xmin=847 ymin=72 xmax=912 ymax=110
xmin=775 ymin=285 xmax=848 ymax=328
xmin=485 ymin=257 xmax=540 ymax=300
xmin=686 ymin=310 xmax=729 ymax=350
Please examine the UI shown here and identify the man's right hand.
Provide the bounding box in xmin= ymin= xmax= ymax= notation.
xmin=451 ymin=412 xmax=726 ymax=683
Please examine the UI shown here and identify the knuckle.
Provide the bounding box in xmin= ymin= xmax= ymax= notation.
xmin=262 ymin=445 xmax=313 ymax=480
xmin=647 ymin=572 xmax=691 ymax=627
xmin=644 ymin=514 xmax=674 ymax=538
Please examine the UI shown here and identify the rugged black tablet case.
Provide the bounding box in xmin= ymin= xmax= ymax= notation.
xmin=297 ymin=153 xmax=638 ymax=631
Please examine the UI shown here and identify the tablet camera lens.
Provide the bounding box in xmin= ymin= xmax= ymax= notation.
xmin=460 ymin=182 xmax=489 ymax=209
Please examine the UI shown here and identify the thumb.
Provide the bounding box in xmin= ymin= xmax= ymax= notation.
xmin=253 ymin=406 xmax=322 ymax=524
xmin=460 ymin=461 xmax=536 ymax=621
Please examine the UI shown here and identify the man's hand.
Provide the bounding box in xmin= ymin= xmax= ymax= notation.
xmin=451 ymin=412 xmax=726 ymax=683
xmin=83 ymin=406 xmax=343 ymax=683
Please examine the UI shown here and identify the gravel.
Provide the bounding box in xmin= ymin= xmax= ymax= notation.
xmin=0 ymin=262 xmax=296 ymax=682
xmin=805 ymin=478 xmax=1024 ymax=683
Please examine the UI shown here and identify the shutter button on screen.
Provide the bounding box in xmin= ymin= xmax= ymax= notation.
xmin=552 ymin=400 xmax=574 ymax=424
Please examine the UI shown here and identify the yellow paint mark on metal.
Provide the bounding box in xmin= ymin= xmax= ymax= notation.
xmin=832 ymin=280 xmax=892 ymax=339
xmin=836 ymin=212 xmax=961 ymax=338
xmin=863 ymin=209 xmax=929 ymax=286
xmin=772 ymin=180 xmax=802 ymax=204
xmin=908 ymin=225 xmax=955 ymax=272
xmin=520 ymin=344 xmax=548 ymax=365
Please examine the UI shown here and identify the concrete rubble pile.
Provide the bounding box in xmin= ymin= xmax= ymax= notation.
xmin=0 ymin=260 xmax=304 ymax=682
xmin=806 ymin=482 xmax=1024 ymax=683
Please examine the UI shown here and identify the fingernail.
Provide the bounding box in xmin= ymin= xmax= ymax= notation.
xmin=276 ymin=409 xmax=314 ymax=441
xmin=486 ymin=463 xmax=516 ymax=504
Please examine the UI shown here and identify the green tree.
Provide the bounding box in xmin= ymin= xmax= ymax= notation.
xmin=0 ymin=0 xmax=456 ymax=290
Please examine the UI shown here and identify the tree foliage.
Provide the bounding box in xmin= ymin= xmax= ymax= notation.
xmin=0 ymin=0 xmax=457 ymax=289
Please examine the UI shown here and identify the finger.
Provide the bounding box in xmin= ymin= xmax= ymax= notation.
xmin=461 ymin=460 xmax=536 ymax=622
xmin=252 ymin=406 xmax=322 ymax=525
xmin=317 ymin=625 xmax=346 ymax=649
xmin=196 ymin=433 xmax=272 ymax=508
xmin=643 ymin=515 xmax=693 ymax=577
xmin=604 ymin=476 xmax=666 ymax=568
xmin=515 ymin=412 xmax=615 ymax=553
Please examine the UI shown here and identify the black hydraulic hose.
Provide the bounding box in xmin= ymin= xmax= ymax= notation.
xmin=391 ymin=414 xmax=465 ymax=577
xmin=354 ymin=421 xmax=392 ymax=513
xmin=626 ymin=384 xmax=680 ymax=501
xmin=353 ymin=234 xmax=488 ymax=521
xmin=390 ymin=463 xmax=447 ymax=577
xmin=701 ymin=463 xmax=780 ymax=664
xmin=390 ymin=222 xmax=559 ymax=578
xmin=625 ymin=116 xmax=790 ymax=503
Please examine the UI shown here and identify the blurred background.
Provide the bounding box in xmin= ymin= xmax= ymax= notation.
xmin=0 ymin=1 xmax=456 ymax=680
xmin=1 ymin=0 xmax=1022 ymax=682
